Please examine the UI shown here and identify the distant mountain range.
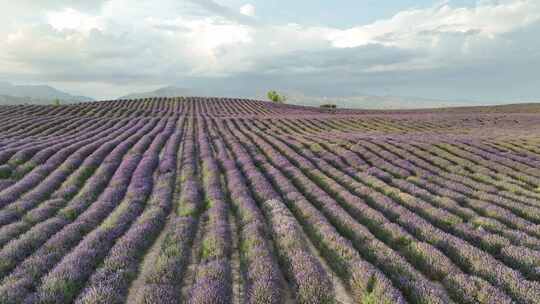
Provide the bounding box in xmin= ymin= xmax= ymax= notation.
xmin=117 ymin=86 xmax=473 ymax=109
xmin=0 ymin=82 xmax=93 ymax=105
xmin=118 ymin=86 xmax=194 ymax=100
xmin=255 ymin=92 xmax=475 ymax=110
xmin=1 ymin=82 xmax=529 ymax=110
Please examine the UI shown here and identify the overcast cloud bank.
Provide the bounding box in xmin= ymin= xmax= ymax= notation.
xmin=0 ymin=0 xmax=539 ymax=105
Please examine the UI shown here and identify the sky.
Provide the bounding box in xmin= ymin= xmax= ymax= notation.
xmin=0 ymin=0 xmax=540 ymax=104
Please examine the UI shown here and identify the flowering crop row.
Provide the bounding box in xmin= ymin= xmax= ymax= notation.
xmin=1 ymin=97 xmax=540 ymax=303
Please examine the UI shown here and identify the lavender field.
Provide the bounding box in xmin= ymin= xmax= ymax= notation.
xmin=1 ymin=97 xmax=540 ymax=304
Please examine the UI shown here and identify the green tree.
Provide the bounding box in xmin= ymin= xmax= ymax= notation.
xmin=53 ymin=98 xmax=61 ymax=106
xmin=267 ymin=91 xmax=286 ymax=103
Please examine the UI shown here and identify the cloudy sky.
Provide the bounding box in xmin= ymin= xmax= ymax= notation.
xmin=1 ymin=0 xmax=540 ymax=104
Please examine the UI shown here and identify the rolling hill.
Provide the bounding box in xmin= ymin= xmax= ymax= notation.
xmin=0 ymin=82 xmax=93 ymax=105
xmin=118 ymin=86 xmax=194 ymax=100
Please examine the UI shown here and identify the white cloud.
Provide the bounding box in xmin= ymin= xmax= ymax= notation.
xmin=47 ymin=8 xmax=104 ymax=33
xmin=0 ymin=0 xmax=539 ymax=100
xmin=240 ymin=4 xmax=255 ymax=17
xmin=148 ymin=17 xmax=252 ymax=52
xmin=6 ymin=31 xmax=24 ymax=44
xmin=328 ymin=0 xmax=540 ymax=49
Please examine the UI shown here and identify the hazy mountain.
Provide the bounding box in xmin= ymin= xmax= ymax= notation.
xmin=0 ymin=82 xmax=93 ymax=104
xmin=119 ymin=86 xmax=472 ymax=110
xmin=118 ymin=86 xmax=194 ymax=99
xmin=0 ymin=95 xmax=34 ymax=105
xmin=263 ymin=92 xmax=475 ymax=109
xmin=0 ymin=95 xmax=81 ymax=106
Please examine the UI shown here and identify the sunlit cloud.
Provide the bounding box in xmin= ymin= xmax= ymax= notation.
xmin=240 ymin=4 xmax=256 ymax=17
xmin=47 ymin=8 xmax=104 ymax=33
xmin=0 ymin=0 xmax=539 ymax=101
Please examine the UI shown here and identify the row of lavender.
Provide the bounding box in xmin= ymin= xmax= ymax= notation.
xmin=233 ymin=117 xmax=540 ymax=303
xmin=0 ymin=98 xmax=540 ymax=303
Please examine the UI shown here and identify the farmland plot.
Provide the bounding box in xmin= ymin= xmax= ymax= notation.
xmin=0 ymin=97 xmax=540 ymax=303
